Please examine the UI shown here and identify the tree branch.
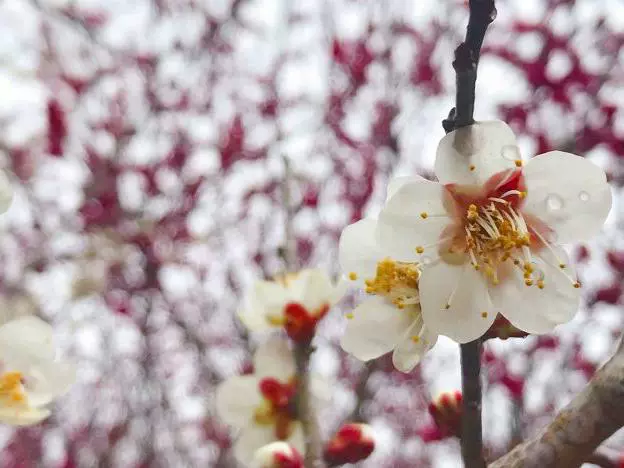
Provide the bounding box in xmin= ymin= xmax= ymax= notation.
xmin=489 ymin=338 xmax=624 ymax=468
xmin=443 ymin=0 xmax=497 ymax=133
xmin=461 ymin=340 xmax=486 ymax=468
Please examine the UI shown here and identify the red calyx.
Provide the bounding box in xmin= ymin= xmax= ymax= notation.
xmin=324 ymin=423 xmax=375 ymax=465
xmin=283 ymin=302 xmax=329 ymax=343
xmin=427 ymin=391 xmax=463 ymax=439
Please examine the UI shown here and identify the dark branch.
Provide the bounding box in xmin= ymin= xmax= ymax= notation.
xmin=443 ymin=0 xmax=497 ymax=133
xmin=461 ymin=340 xmax=486 ymax=468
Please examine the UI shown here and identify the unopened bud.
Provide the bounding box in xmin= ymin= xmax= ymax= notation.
xmin=428 ymin=391 xmax=463 ymax=438
xmin=253 ymin=442 xmax=303 ymax=468
xmin=325 ymin=423 xmax=375 ymax=465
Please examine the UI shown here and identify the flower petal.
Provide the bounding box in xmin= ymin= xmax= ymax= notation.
xmin=235 ymin=425 xmax=278 ymax=465
xmin=286 ymin=422 xmax=305 ymax=457
xmin=522 ymin=151 xmax=612 ymax=243
xmin=254 ymin=338 xmax=295 ymax=382
xmin=291 ymin=269 xmax=335 ymax=312
xmin=340 ymin=297 xmax=413 ymax=361
xmin=377 ymin=179 xmax=451 ymax=261
xmin=386 ymin=175 xmax=423 ymax=201
xmin=0 ymin=406 xmax=50 ymax=426
xmin=420 ymin=262 xmax=496 ymax=343
xmin=239 ymin=281 xmax=290 ymax=331
xmin=24 ymin=360 xmax=76 ymax=407
xmin=216 ymin=375 xmax=262 ymax=428
xmin=489 ymin=246 xmax=580 ymax=334
xmin=435 ymin=120 xmax=519 ymax=185
xmin=392 ymin=315 xmax=437 ymax=373
xmin=0 ymin=316 xmax=55 ymax=358
xmin=339 ymin=218 xmax=382 ymax=281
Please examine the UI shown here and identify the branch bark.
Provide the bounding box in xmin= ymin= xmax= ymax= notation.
xmin=443 ymin=0 xmax=497 ymax=133
xmin=461 ymin=341 xmax=486 ymax=468
xmin=489 ymin=338 xmax=624 ymax=468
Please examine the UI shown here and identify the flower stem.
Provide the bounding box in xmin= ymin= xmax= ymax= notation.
xmin=294 ymin=342 xmax=325 ymax=468
xmin=460 ymin=340 xmax=486 ymax=468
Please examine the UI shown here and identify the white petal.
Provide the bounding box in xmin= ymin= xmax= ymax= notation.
xmin=435 ymin=120 xmax=519 ymax=185
xmin=340 ymin=297 xmax=413 ymax=361
xmin=392 ymin=317 xmax=437 ymax=373
xmin=24 ymin=360 xmax=76 ymax=407
xmin=0 ymin=170 xmax=13 ymax=214
xmin=0 ymin=407 xmax=50 ymax=426
xmin=0 ymin=316 xmax=55 ymax=359
xmin=235 ymin=425 xmax=278 ymax=465
xmin=386 ymin=176 xmax=422 ymax=201
xmin=216 ymin=376 xmax=262 ymax=428
xmin=339 ymin=218 xmax=383 ymax=281
xmin=291 ymin=269 xmax=335 ymax=312
xmin=420 ymin=262 xmax=496 ymax=343
xmin=377 ymin=179 xmax=451 ymax=261
xmin=522 ymin=151 xmax=612 ymax=243
xmin=254 ymin=338 xmax=295 ymax=382
xmin=490 ymin=246 xmax=580 ymax=334
xmin=239 ymin=281 xmax=290 ymax=331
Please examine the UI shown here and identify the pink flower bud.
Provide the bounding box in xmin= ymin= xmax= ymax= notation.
xmin=427 ymin=391 xmax=463 ymax=439
xmin=253 ymin=442 xmax=303 ymax=468
xmin=324 ymin=423 xmax=374 ymax=465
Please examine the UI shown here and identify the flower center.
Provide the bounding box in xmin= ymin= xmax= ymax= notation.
xmin=0 ymin=371 xmax=27 ymax=408
xmin=463 ymin=199 xmax=531 ymax=285
xmin=254 ymin=377 xmax=297 ymax=440
xmin=363 ymin=258 xmax=420 ymax=310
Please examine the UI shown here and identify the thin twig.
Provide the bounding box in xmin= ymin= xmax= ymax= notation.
xmin=461 ymin=341 xmax=486 ymax=468
xmin=442 ymin=0 xmax=497 ymax=133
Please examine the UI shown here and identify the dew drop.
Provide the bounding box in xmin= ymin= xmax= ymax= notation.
xmin=546 ymin=194 xmax=564 ymax=211
xmin=579 ymin=191 xmax=590 ymax=202
xmin=501 ymin=145 xmax=520 ymax=161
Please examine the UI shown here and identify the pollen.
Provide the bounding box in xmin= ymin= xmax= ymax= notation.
xmin=559 ymin=263 xmax=566 ymax=269
xmin=537 ymin=280 xmax=545 ymax=289
xmin=266 ymin=314 xmax=287 ymax=326
xmin=411 ymin=335 xmax=420 ymax=343
xmin=420 ymin=212 xmax=428 ymax=219
xmin=348 ymin=272 xmax=358 ymax=280
xmin=573 ymin=282 xmax=581 ymax=288
xmin=525 ymin=279 xmax=533 ymax=286
xmin=514 ymin=159 xmax=523 ymax=167
xmin=481 ymin=311 xmax=488 ymax=318
xmin=365 ymin=258 xmax=421 ymax=309
xmin=0 ymin=372 xmax=27 ymax=408
xmin=469 ymin=164 xmax=476 ymax=171
xmin=416 ymin=246 xmax=424 ymax=254
xmin=346 ymin=312 xmax=354 ymax=319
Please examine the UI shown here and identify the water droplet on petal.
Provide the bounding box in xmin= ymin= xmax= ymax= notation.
xmin=501 ymin=145 xmax=520 ymax=161
xmin=546 ymin=194 xmax=564 ymax=212
xmin=579 ymin=191 xmax=590 ymax=202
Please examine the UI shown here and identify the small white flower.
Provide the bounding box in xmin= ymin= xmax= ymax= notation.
xmin=0 ymin=316 xmax=75 ymax=426
xmin=216 ymin=338 xmax=304 ymax=465
xmin=339 ymin=217 xmax=437 ymax=373
xmin=343 ymin=120 xmax=612 ymax=344
xmin=238 ymin=269 xmax=345 ymax=342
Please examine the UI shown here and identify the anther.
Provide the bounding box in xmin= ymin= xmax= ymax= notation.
xmin=346 ymin=313 xmax=354 ymax=319
xmin=514 ymin=159 xmax=523 ymax=167
xmin=469 ymin=164 xmax=476 ymax=171
xmin=420 ymin=212 xmax=428 ymax=219
xmin=416 ymin=246 xmax=424 ymax=254
xmin=525 ymin=279 xmax=533 ymax=286
xmin=348 ymin=272 xmax=358 ymax=280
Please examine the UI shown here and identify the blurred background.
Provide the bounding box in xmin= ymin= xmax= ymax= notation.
xmin=0 ymin=0 xmax=622 ymax=466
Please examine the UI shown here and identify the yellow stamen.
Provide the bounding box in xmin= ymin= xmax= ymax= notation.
xmin=469 ymin=164 xmax=476 ymax=171
xmin=514 ymin=159 xmax=523 ymax=167
xmin=420 ymin=212 xmax=428 ymax=219
xmin=481 ymin=312 xmax=488 ymax=318
xmin=364 ymin=258 xmax=421 ymax=310
xmin=348 ymin=272 xmax=358 ymax=281
xmin=415 ymin=246 xmax=424 ymax=254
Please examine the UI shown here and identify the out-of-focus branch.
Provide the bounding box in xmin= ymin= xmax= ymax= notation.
xmin=461 ymin=340 xmax=486 ymax=468
xmin=489 ymin=338 xmax=624 ymax=468
xmin=442 ymin=0 xmax=497 ymax=132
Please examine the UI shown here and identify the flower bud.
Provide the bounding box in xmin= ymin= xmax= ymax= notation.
xmin=253 ymin=442 xmax=303 ymax=468
xmin=324 ymin=423 xmax=374 ymax=465
xmin=428 ymin=390 xmax=462 ymax=438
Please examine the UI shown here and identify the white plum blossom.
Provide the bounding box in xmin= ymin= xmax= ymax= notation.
xmin=0 ymin=316 xmax=75 ymax=425
xmin=216 ymin=338 xmax=304 ymax=464
xmin=238 ymin=269 xmax=345 ymax=342
xmin=339 ymin=186 xmax=438 ymax=372
xmin=342 ymin=120 xmax=611 ymax=345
